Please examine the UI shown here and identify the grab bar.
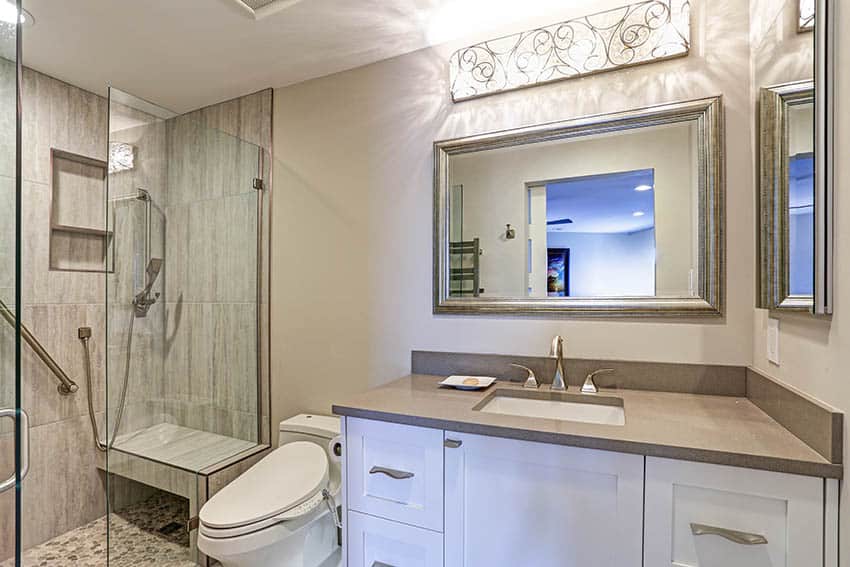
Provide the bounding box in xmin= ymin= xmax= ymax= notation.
xmin=0 ymin=299 xmax=78 ymax=395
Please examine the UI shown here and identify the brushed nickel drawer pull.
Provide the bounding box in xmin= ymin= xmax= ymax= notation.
xmin=444 ymin=439 xmax=463 ymax=448
xmin=369 ymin=466 xmax=414 ymax=480
xmin=372 ymin=562 xmax=395 ymax=567
xmin=690 ymin=523 xmax=768 ymax=545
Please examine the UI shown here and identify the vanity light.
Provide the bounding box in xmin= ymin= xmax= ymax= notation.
xmin=0 ymin=1 xmax=33 ymax=26
xmin=633 ymin=211 xmax=645 ymax=217
xmin=634 ymin=185 xmax=653 ymax=192
xmin=449 ymin=0 xmax=690 ymax=102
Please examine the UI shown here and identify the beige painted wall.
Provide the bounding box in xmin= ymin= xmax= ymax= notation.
xmin=270 ymin=0 xmax=755 ymax=428
xmin=269 ymin=0 xmax=850 ymax=560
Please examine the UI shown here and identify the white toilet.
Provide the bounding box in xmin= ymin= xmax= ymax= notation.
xmin=197 ymin=414 xmax=343 ymax=567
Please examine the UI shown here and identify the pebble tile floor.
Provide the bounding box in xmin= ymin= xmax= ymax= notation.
xmin=2 ymin=492 xmax=197 ymax=567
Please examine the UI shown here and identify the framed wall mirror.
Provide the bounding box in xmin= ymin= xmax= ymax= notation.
xmin=433 ymin=97 xmax=724 ymax=317
xmin=760 ymin=81 xmax=814 ymax=311
xmin=757 ymin=0 xmax=834 ymax=315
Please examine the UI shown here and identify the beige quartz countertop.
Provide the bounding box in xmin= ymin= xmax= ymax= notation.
xmin=332 ymin=374 xmax=842 ymax=479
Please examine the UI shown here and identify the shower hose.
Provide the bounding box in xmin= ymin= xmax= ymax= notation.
xmin=79 ymin=312 xmax=134 ymax=452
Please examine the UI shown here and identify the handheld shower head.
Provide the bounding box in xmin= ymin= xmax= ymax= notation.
xmin=145 ymin=258 xmax=163 ymax=289
xmin=133 ymin=258 xmax=163 ymax=317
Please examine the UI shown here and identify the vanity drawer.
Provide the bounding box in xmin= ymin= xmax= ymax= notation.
xmin=644 ymin=457 xmax=824 ymax=567
xmin=347 ymin=511 xmax=443 ymax=567
xmin=345 ymin=417 xmax=444 ymax=531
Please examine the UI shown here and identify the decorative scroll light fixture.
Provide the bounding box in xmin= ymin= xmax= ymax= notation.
xmin=449 ymin=0 xmax=691 ymax=102
xmin=799 ymin=0 xmax=814 ymax=31
xmin=108 ymin=142 xmax=135 ymax=174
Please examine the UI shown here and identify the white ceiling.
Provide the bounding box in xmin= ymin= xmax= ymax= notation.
xmin=20 ymin=0 xmax=592 ymax=113
xmin=546 ymin=169 xmax=657 ymax=234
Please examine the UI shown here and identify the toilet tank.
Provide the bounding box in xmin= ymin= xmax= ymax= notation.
xmin=279 ymin=414 xmax=340 ymax=450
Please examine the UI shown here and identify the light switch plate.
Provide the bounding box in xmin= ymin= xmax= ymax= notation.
xmin=767 ymin=317 xmax=780 ymax=365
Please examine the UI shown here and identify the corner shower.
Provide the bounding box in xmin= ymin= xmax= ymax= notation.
xmin=0 ymin=52 xmax=273 ymax=564
xmin=95 ymin=87 xmax=273 ymax=565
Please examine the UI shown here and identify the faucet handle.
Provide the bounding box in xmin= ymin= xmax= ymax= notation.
xmin=510 ymin=363 xmax=539 ymax=389
xmin=581 ymin=368 xmax=615 ymax=394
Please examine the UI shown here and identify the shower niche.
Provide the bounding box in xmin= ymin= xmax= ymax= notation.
xmin=48 ymin=148 xmax=112 ymax=272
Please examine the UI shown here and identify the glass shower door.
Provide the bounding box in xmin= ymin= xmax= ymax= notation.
xmin=105 ymin=86 xmax=267 ymax=565
xmin=0 ymin=4 xmax=23 ymax=566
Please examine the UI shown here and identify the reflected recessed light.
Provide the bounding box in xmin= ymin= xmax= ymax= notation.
xmin=634 ymin=184 xmax=653 ymax=192
xmin=632 ymin=211 xmax=645 ymax=217
xmin=0 ymin=1 xmax=34 ymax=26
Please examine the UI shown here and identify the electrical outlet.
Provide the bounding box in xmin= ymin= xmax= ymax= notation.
xmin=767 ymin=318 xmax=780 ymax=365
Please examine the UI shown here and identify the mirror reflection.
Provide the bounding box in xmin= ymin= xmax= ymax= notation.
xmin=788 ymin=102 xmax=814 ymax=296
xmin=447 ymin=120 xmax=699 ymax=300
xmin=759 ymin=81 xmax=814 ymax=311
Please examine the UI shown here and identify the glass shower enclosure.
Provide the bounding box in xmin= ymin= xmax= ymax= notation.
xmin=102 ymin=88 xmax=271 ymax=564
xmin=0 ymin=8 xmax=22 ymax=564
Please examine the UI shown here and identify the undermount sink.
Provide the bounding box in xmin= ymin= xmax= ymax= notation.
xmin=475 ymin=390 xmax=625 ymax=426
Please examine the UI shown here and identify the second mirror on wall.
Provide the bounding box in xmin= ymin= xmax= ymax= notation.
xmin=759 ymin=81 xmax=814 ymax=312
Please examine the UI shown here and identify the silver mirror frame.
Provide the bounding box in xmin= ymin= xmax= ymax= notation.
xmin=433 ymin=96 xmax=725 ymax=317
xmin=759 ymin=80 xmax=814 ymax=312
xmin=814 ymin=0 xmax=834 ymax=315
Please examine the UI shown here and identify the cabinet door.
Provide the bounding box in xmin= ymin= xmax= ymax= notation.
xmin=644 ymin=457 xmax=824 ymax=567
xmin=444 ymin=431 xmax=644 ymax=567
xmin=347 ymin=511 xmax=443 ymax=567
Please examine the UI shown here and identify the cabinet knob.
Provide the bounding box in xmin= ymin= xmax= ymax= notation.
xmin=444 ymin=439 xmax=463 ymax=449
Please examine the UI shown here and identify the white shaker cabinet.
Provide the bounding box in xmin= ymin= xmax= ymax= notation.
xmin=644 ymin=457 xmax=829 ymax=567
xmin=342 ymin=417 xmax=838 ymax=567
xmin=443 ymin=431 xmax=644 ymax=567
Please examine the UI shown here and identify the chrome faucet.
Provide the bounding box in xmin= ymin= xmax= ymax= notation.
xmin=550 ymin=335 xmax=567 ymax=391
xmin=581 ymin=368 xmax=615 ymax=394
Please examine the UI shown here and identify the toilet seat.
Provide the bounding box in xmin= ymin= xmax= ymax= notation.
xmin=200 ymin=441 xmax=330 ymax=538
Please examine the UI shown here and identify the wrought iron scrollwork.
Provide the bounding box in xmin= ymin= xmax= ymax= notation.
xmin=449 ymin=0 xmax=691 ymax=102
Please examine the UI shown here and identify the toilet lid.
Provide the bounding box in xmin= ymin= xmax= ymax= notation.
xmin=199 ymin=441 xmax=329 ymax=530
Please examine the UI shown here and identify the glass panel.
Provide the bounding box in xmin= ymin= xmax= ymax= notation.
xmin=0 ymin=5 xmax=17 ymax=565
xmin=106 ymin=87 xmax=262 ymax=565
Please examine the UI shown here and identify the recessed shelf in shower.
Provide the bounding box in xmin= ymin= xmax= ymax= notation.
xmin=48 ymin=148 xmax=112 ymax=273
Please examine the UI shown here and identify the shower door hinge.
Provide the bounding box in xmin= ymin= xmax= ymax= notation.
xmin=253 ymin=178 xmax=264 ymax=191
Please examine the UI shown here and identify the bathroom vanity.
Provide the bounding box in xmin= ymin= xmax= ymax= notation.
xmin=333 ymin=374 xmax=840 ymax=567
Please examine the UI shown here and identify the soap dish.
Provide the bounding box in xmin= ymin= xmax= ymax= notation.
xmin=439 ymin=375 xmax=497 ymax=391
